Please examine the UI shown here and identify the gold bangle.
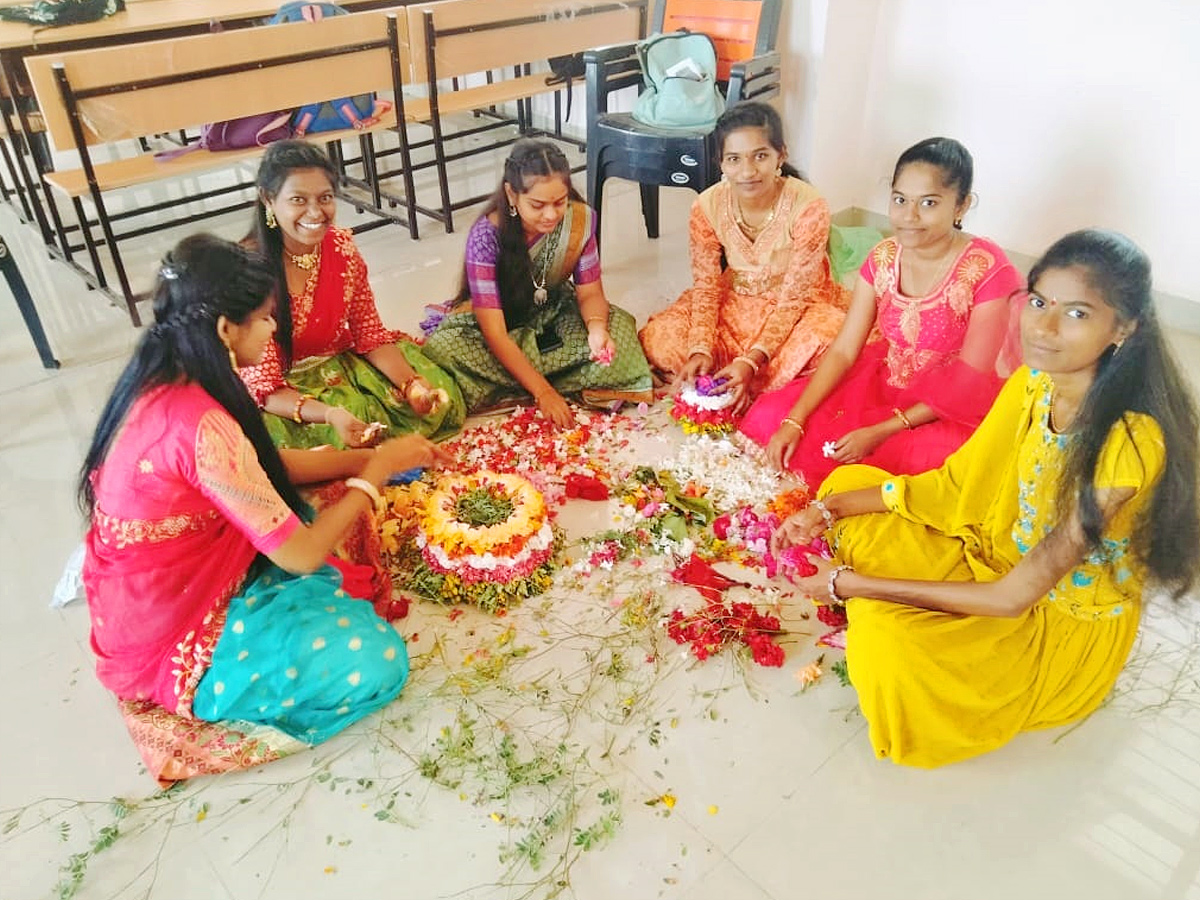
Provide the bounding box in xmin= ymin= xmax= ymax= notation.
xmin=345 ymin=477 xmax=382 ymax=508
xmin=781 ymin=416 xmax=805 ymax=436
xmin=586 ymin=315 xmax=607 ymax=327
xmin=292 ymin=393 xmax=314 ymax=424
xmin=734 ymin=354 xmax=760 ymax=375
xmin=892 ymin=407 xmax=914 ymax=429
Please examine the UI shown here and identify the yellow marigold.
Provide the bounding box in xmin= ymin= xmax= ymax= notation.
xmin=420 ymin=472 xmax=546 ymax=557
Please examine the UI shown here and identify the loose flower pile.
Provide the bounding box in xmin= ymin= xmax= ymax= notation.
xmin=664 ymin=601 xmax=785 ymax=667
xmin=442 ymin=407 xmax=637 ymax=507
xmin=664 ymin=555 xmax=784 ymax=667
xmin=663 ymin=435 xmax=799 ymax=513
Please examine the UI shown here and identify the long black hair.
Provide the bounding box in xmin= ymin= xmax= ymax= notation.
xmin=247 ymin=139 xmax=340 ymax=366
xmin=892 ymin=137 xmax=973 ymax=226
xmin=1032 ymin=229 xmax=1200 ymax=597
xmin=712 ymin=101 xmax=804 ymax=180
xmin=455 ymin=138 xmax=584 ymax=329
xmin=78 ymin=234 xmax=308 ymax=520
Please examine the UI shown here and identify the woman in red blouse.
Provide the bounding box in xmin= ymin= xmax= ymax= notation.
xmin=239 ymin=141 xmax=465 ymax=449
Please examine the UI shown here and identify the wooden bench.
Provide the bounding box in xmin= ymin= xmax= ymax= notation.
xmin=24 ymin=9 xmax=419 ymax=325
xmin=398 ymin=0 xmax=648 ymax=233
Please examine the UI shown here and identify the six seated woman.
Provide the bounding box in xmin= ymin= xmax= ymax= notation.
xmin=71 ymin=117 xmax=1197 ymax=774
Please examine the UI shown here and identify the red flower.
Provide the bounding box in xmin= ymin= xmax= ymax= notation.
xmin=670 ymin=553 xmax=747 ymax=603
xmin=712 ymin=513 xmax=732 ymax=541
xmin=815 ymin=603 xmax=848 ymax=628
xmin=565 ymin=474 xmax=610 ymax=500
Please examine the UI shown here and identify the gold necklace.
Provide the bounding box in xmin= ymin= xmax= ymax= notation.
xmin=734 ymin=179 xmax=784 ymax=235
xmin=286 ymin=245 xmax=321 ymax=271
xmin=1048 ymin=391 xmax=1075 ymax=434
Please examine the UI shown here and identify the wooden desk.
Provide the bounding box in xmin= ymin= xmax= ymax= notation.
xmin=0 ymin=0 xmax=397 ymax=243
xmin=0 ymin=0 xmax=391 ymax=50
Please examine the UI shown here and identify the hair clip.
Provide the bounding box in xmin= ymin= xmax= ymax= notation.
xmin=160 ymin=265 xmax=179 ymax=280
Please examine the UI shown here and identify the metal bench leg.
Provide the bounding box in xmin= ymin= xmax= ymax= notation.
xmin=0 ymin=235 xmax=60 ymax=369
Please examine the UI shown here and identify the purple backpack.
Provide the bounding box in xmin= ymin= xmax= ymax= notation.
xmin=155 ymin=110 xmax=293 ymax=160
xmin=198 ymin=111 xmax=294 ymax=151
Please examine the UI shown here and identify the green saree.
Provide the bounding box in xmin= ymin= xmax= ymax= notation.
xmin=421 ymin=202 xmax=652 ymax=411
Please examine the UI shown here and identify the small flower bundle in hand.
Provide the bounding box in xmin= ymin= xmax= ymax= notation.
xmin=670 ymin=376 xmax=739 ymax=436
xmin=410 ymin=379 xmax=451 ymax=412
xmin=591 ymin=344 xmax=615 ymax=366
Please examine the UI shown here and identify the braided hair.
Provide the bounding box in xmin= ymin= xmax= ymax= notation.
xmin=455 ymin=138 xmax=584 ymax=329
xmin=79 ymin=234 xmax=308 ymax=519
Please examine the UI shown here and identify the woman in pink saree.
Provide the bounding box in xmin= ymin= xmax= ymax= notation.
xmin=741 ymin=138 xmax=1023 ymax=485
xmin=80 ymin=236 xmax=452 ymax=773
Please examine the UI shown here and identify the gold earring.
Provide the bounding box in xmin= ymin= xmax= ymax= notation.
xmin=226 ymin=344 xmax=239 ymax=370
xmin=264 ymin=206 xmax=277 ymax=229
xmin=953 ymin=217 xmax=963 ymax=229
xmin=1113 ymin=338 xmax=1125 ymax=355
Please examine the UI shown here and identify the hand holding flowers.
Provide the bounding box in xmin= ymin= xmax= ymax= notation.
xmin=586 ymin=318 xmax=615 ymax=365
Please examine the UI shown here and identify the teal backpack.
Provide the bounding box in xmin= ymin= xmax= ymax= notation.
xmin=632 ymin=31 xmax=725 ymax=131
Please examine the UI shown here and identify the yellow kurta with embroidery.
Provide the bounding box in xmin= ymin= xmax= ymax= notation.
xmin=823 ymin=367 xmax=1164 ymax=767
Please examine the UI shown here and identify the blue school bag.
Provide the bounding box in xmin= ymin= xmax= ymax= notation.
xmin=273 ymin=2 xmax=390 ymax=135
xmin=632 ymin=31 xmax=725 ymax=131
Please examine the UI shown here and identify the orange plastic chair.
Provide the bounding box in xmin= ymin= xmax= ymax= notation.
xmin=584 ymin=0 xmax=782 ymax=247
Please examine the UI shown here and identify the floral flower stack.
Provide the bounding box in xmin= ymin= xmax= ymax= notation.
xmin=382 ymin=472 xmax=563 ymax=613
xmin=670 ymin=375 xmax=739 ymax=436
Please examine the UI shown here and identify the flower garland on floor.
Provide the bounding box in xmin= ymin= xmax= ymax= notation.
xmin=382 ymin=472 xmax=564 ymax=613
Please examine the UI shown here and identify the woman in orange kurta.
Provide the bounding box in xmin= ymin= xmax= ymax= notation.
xmin=639 ymin=103 xmax=849 ymax=413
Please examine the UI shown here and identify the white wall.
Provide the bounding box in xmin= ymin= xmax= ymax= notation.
xmin=782 ymin=0 xmax=1200 ymax=308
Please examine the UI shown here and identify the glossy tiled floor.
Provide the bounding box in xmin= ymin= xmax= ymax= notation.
xmin=1 ymin=137 xmax=1199 ymax=900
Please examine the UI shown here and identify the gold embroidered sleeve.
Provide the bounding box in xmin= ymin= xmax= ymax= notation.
xmin=752 ymin=198 xmax=835 ymax=356
xmin=685 ymin=201 xmax=725 ymax=356
xmin=194 ymin=409 xmax=298 ymax=549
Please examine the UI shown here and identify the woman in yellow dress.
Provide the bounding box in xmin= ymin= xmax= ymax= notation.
xmin=773 ymin=230 xmax=1199 ymax=767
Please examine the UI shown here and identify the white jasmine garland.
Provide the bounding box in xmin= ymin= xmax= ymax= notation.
xmin=676 ymin=384 xmax=737 ymax=411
